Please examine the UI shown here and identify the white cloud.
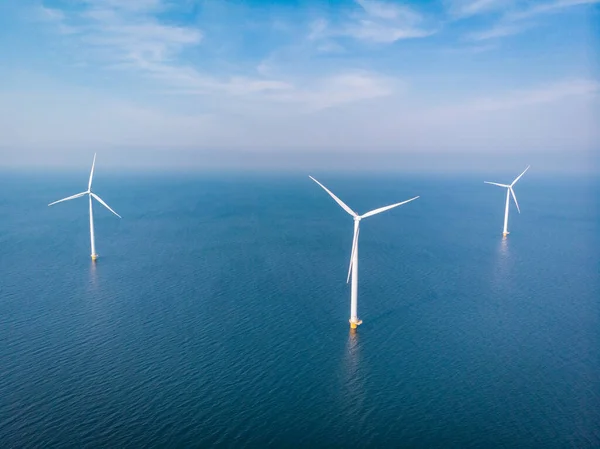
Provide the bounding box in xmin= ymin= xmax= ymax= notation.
xmin=269 ymin=71 xmax=399 ymax=111
xmin=38 ymin=0 xmax=405 ymax=111
xmin=506 ymin=0 xmax=600 ymax=20
xmin=428 ymin=79 xmax=600 ymax=117
xmin=162 ymin=70 xmax=398 ymax=112
xmin=38 ymin=6 xmax=65 ymax=22
xmin=457 ymin=79 xmax=599 ymax=112
xmin=466 ymin=23 xmax=528 ymax=41
xmin=8 ymin=1 xmax=595 ymax=167
xmin=74 ymin=5 xmax=203 ymax=64
xmin=447 ymin=0 xmax=510 ymax=18
xmin=442 ymin=43 xmax=499 ymax=54
xmin=307 ymin=18 xmax=328 ymax=40
xmin=316 ymin=41 xmax=346 ymax=53
xmin=0 ymin=74 xmax=597 ymax=164
xmin=306 ymin=0 xmax=436 ymax=44
xmin=356 ymin=0 xmax=421 ymax=21
xmin=82 ymin=0 xmax=164 ymax=13
xmin=461 ymin=0 xmax=599 ymax=42
xmin=346 ymin=0 xmax=436 ymax=43
xmin=40 ymin=0 xmax=304 ymax=100
xmin=35 ymin=6 xmax=79 ymax=34
xmin=343 ymin=19 xmax=435 ymax=43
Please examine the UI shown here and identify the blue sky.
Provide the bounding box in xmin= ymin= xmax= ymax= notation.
xmin=0 ymin=0 xmax=598 ymax=171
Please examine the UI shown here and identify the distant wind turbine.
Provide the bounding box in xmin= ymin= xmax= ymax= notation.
xmin=48 ymin=153 xmax=121 ymax=261
xmin=484 ymin=165 xmax=530 ymax=237
xmin=309 ymin=176 xmax=419 ymax=329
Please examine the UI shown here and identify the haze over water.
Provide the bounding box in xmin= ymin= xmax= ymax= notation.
xmin=0 ymin=173 xmax=598 ymax=448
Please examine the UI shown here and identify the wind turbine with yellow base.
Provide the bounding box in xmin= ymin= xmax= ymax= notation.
xmin=48 ymin=153 xmax=121 ymax=261
xmin=309 ymin=176 xmax=419 ymax=330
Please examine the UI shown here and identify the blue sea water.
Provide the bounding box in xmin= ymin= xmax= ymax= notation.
xmin=0 ymin=172 xmax=598 ymax=448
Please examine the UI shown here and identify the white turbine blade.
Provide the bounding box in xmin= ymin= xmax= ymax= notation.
xmin=309 ymin=176 xmax=357 ymax=217
xmin=346 ymin=225 xmax=360 ymax=284
xmin=510 ymin=187 xmax=521 ymax=214
xmin=91 ymin=193 xmax=121 ymax=218
xmin=511 ymin=165 xmax=530 ymax=187
xmin=88 ymin=153 xmax=97 ymax=191
xmin=48 ymin=191 xmax=88 ymax=206
xmin=484 ymin=182 xmax=510 ymax=188
xmin=360 ymin=196 xmax=419 ymax=219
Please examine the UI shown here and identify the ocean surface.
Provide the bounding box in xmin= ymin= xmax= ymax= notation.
xmin=0 ymin=172 xmax=598 ymax=448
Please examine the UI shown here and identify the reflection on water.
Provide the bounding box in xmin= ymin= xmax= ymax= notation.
xmin=340 ymin=329 xmax=365 ymax=416
xmin=347 ymin=329 xmax=360 ymax=365
xmin=89 ymin=260 xmax=98 ymax=288
xmin=490 ymin=235 xmax=511 ymax=290
xmin=499 ymin=236 xmax=509 ymax=258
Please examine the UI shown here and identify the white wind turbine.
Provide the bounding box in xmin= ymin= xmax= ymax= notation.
xmin=48 ymin=153 xmax=121 ymax=260
xmin=484 ymin=165 xmax=530 ymax=237
xmin=310 ymin=176 xmax=419 ymax=329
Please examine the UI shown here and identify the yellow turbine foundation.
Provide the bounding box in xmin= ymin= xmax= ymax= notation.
xmin=349 ymin=319 xmax=363 ymax=329
xmin=91 ymin=254 xmax=98 ymax=261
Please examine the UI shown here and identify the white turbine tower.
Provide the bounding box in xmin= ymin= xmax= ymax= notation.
xmin=310 ymin=176 xmax=419 ymax=329
xmin=484 ymin=165 xmax=530 ymax=237
xmin=48 ymin=153 xmax=121 ymax=261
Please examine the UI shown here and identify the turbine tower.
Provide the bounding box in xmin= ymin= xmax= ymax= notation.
xmin=310 ymin=176 xmax=419 ymax=329
xmin=48 ymin=153 xmax=121 ymax=261
xmin=484 ymin=165 xmax=530 ymax=237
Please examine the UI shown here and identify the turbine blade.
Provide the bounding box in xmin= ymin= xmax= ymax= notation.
xmin=510 ymin=187 xmax=521 ymax=214
xmin=484 ymin=182 xmax=510 ymax=188
xmin=511 ymin=165 xmax=530 ymax=187
xmin=88 ymin=153 xmax=97 ymax=191
xmin=347 ymin=224 xmax=360 ymax=284
xmin=309 ymin=176 xmax=357 ymax=217
xmin=360 ymin=196 xmax=419 ymax=219
xmin=91 ymin=193 xmax=121 ymax=218
xmin=48 ymin=191 xmax=88 ymax=206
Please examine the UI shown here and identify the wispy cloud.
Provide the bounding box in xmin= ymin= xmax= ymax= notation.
xmin=268 ymin=71 xmax=399 ymax=111
xmin=39 ymin=1 xmax=301 ymax=99
xmin=38 ymin=6 xmax=65 ymax=22
xmin=447 ymin=0 xmax=510 ymax=19
xmin=440 ymin=79 xmax=599 ymax=113
xmin=462 ymin=0 xmax=599 ymax=41
xmin=465 ymin=23 xmax=530 ymax=41
xmin=345 ymin=0 xmax=436 ymax=43
xmin=71 ymin=3 xmax=202 ymax=65
xmin=442 ymin=42 xmax=499 ymax=54
xmin=316 ymin=41 xmax=346 ymax=54
xmin=506 ymin=0 xmax=600 ymax=21
xmin=307 ymin=18 xmax=328 ymax=41
xmin=82 ymin=0 xmax=165 ymax=13
xmin=355 ymin=0 xmax=420 ymax=20
xmin=6 ymin=0 xmax=594 ymax=162
xmin=39 ymin=0 xmax=401 ymax=111
xmin=307 ymin=0 xmax=436 ymax=44
xmin=36 ymin=5 xmax=78 ymax=34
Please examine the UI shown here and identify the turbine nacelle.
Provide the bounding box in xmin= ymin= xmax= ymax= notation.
xmin=484 ymin=165 xmax=530 ymax=215
xmin=309 ymin=175 xmax=419 ymax=283
xmin=48 ymin=153 xmax=121 ymax=219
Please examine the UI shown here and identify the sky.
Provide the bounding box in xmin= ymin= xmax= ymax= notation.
xmin=0 ymin=0 xmax=598 ymax=172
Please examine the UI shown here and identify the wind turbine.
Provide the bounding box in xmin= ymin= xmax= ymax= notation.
xmin=484 ymin=165 xmax=530 ymax=237
xmin=309 ymin=176 xmax=419 ymax=329
xmin=48 ymin=153 xmax=121 ymax=261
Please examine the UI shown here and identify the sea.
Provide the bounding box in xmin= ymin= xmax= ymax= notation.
xmin=0 ymin=171 xmax=598 ymax=448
